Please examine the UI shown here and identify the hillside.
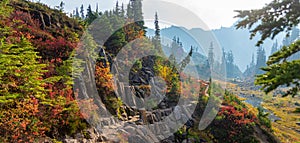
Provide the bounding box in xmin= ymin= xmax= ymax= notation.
xmin=0 ymin=0 xmax=281 ymax=142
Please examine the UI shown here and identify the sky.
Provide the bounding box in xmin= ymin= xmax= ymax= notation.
xmin=39 ymin=0 xmax=275 ymax=71
xmin=40 ymin=0 xmax=273 ymax=30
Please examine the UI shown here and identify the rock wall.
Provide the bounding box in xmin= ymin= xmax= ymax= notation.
xmin=69 ymin=45 xmax=206 ymax=142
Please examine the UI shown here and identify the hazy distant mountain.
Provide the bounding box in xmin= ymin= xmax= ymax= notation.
xmin=147 ymin=25 xmax=284 ymax=72
xmin=152 ymin=29 xmax=242 ymax=79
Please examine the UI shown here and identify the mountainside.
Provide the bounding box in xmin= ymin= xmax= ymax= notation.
xmin=0 ymin=0 xmax=281 ymax=142
xmin=148 ymin=26 xmax=243 ymax=79
xmin=147 ymin=25 xmax=285 ymax=72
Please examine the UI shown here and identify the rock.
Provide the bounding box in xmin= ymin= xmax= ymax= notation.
xmin=157 ymin=135 xmax=166 ymax=141
xmin=296 ymin=122 xmax=300 ymax=126
xmin=159 ymin=102 xmax=167 ymax=109
xmin=117 ymin=129 xmax=129 ymax=135
xmin=181 ymin=114 xmax=189 ymax=123
xmin=136 ymin=119 xmax=144 ymax=125
xmin=174 ymin=106 xmax=182 ymax=120
xmin=97 ymin=135 xmax=108 ymax=142
xmin=147 ymin=114 xmax=155 ymax=124
xmin=182 ymin=138 xmax=198 ymax=143
xmin=137 ymin=126 xmax=148 ymax=135
xmin=154 ymin=111 xmax=162 ymax=121
xmin=145 ymin=130 xmax=160 ymax=142
xmin=128 ymin=116 xmax=134 ymax=120
xmin=63 ymin=139 xmax=79 ymax=143
xmin=102 ymin=119 xmax=110 ymax=126
xmin=121 ymin=112 xmax=128 ymax=120
xmin=136 ymin=128 xmax=145 ymax=136
xmin=110 ymin=118 xmax=116 ymax=125
xmin=74 ymin=133 xmax=84 ymax=139
xmin=124 ymin=125 xmax=136 ymax=134
xmin=42 ymin=13 xmax=51 ymax=27
xmin=85 ymin=128 xmax=98 ymax=139
xmin=128 ymin=135 xmax=146 ymax=143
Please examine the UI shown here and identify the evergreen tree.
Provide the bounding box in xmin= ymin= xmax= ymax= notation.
xmin=129 ymin=0 xmax=146 ymax=34
xmin=96 ymin=3 xmax=99 ymax=14
xmin=59 ymin=1 xmax=65 ymax=12
xmin=251 ymin=53 xmax=255 ymax=67
xmin=86 ymin=4 xmax=93 ymax=17
xmin=80 ymin=4 xmax=84 ymax=19
xmin=227 ymin=50 xmax=234 ymax=66
xmin=236 ymin=0 xmax=300 ymax=96
xmin=126 ymin=2 xmax=133 ymax=19
xmin=114 ymin=1 xmax=120 ymax=16
xmin=154 ymin=12 xmax=160 ymax=39
xmin=221 ymin=48 xmax=226 ymax=68
xmin=104 ymin=16 xmax=126 ymax=57
xmin=86 ymin=4 xmax=97 ymax=24
xmin=75 ymin=7 xmax=80 ymax=18
xmin=0 ymin=37 xmax=47 ymax=103
xmin=121 ymin=3 xmax=125 ymax=17
xmin=255 ymin=47 xmax=266 ymax=75
xmin=208 ymin=42 xmax=214 ymax=67
xmin=179 ymin=47 xmax=193 ymax=72
xmin=171 ymin=36 xmax=178 ymax=49
xmin=153 ymin=12 xmax=161 ymax=50
xmin=91 ymin=14 xmax=113 ymax=45
xmin=226 ymin=50 xmax=235 ymax=77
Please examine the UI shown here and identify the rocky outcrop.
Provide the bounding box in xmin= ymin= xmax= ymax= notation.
xmin=10 ymin=0 xmax=83 ymax=35
xmin=71 ymin=42 xmax=217 ymax=142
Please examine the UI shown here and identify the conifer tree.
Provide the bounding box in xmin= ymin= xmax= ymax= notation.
xmin=0 ymin=37 xmax=47 ymax=103
xmin=86 ymin=4 xmax=97 ymax=24
xmin=126 ymin=2 xmax=133 ymax=19
xmin=255 ymin=47 xmax=266 ymax=75
xmin=80 ymin=4 xmax=84 ymax=19
xmin=59 ymin=1 xmax=65 ymax=12
xmin=236 ymin=0 xmax=300 ymax=96
xmin=121 ymin=3 xmax=125 ymax=17
xmin=96 ymin=3 xmax=99 ymax=14
xmin=114 ymin=1 xmax=120 ymax=16
xmin=75 ymin=7 xmax=80 ymax=18
xmin=208 ymin=42 xmax=214 ymax=67
xmin=179 ymin=47 xmax=193 ymax=72
xmin=153 ymin=12 xmax=162 ymax=50
xmin=251 ymin=53 xmax=255 ymax=67
xmin=130 ymin=0 xmax=146 ymax=34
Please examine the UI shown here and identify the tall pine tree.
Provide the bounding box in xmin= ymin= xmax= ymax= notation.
xmin=255 ymin=47 xmax=266 ymax=75
xmin=80 ymin=4 xmax=84 ymax=19
xmin=153 ymin=12 xmax=162 ymax=51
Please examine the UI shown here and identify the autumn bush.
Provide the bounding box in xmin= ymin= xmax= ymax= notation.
xmin=0 ymin=99 xmax=47 ymax=142
xmin=207 ymin=91 xmax=258 ymax=143
xmin=0 ymin=0 xmax=88 ymax=141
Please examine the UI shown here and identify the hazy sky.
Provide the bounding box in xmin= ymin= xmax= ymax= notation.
xmin=40 ymin=0 xmax=272 ymax=30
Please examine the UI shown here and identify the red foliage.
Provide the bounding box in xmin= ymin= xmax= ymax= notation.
xmin=219 ymin=105 xmax=257 ymax=125
xmin=0 ymin=9 xmax=86 ymax=141
xmin=37 ymin=36 xmax=76 ymax=62
xmin=0 ymin=99 xmax=48 ymax=142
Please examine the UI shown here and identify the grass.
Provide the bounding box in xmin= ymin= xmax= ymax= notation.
xmin=223 ymin=80 xmax=300 ymax=143
xmin=262 ymin=96 xmax=300 ymax=143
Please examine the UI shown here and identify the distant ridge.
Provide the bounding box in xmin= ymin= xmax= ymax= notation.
xmin=147 ymin=24 xmax=284 ymax=72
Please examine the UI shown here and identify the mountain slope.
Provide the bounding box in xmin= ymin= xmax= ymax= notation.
xmin=147 ymin=25 xmax=284 ymax=72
